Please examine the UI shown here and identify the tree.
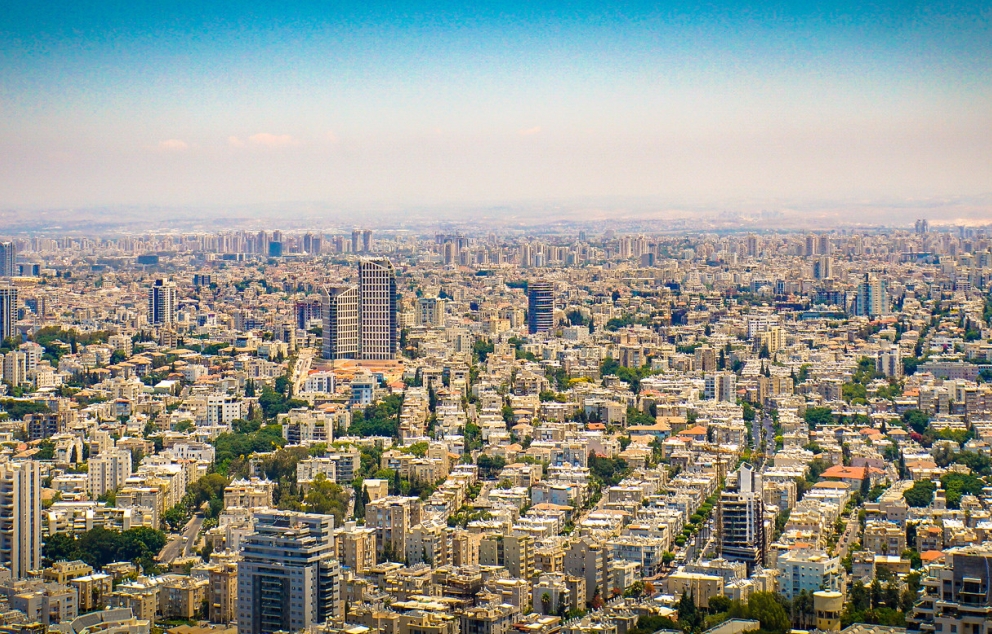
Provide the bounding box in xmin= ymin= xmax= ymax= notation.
xmin=303 ymin=474 xmax=350 ymax=526
xmin=792 ymin=590 xmax=815 ymax=629
xmin=902 ymin=409 xmax=930 ymax=434
xmin=940 ymin=472 xmax=984 ymax=509
xmin=677 ymin=590 xmax=703 ymax=633
xmin=541 ymin=592 xmax=552 ymax=615
xmin=42 ymin=532 xmax=78 ymax=565
xmin=903 ymin=480 xmax=936 ymax=508
xmin=804 ymin=407 xmax=833 ymax=428
xmin=746 ymin=593 xmax=790 ymax=634
xmin=477 ymin=454 xmax=507 ymax=479
xmin=850 ymin=580 xmax=870 ymax=612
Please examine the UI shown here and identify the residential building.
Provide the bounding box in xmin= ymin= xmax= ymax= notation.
xmin=0 ymin=460 xmax=42 ymax=578
xmin=720 ymin=463 xmax=766 ymax=573
xmin=236 ymin=510 xmax=342 ymax=634
xmin=148 ymin=278 xmax=178 ymax=326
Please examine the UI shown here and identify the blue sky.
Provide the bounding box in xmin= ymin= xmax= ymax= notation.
xmin=1 ymin=0 xmax=990 ymax=210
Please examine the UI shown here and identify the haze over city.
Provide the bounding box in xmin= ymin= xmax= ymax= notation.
xmin=1 ymin=0 xmax=990 ymax=220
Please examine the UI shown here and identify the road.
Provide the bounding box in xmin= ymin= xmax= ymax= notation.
xmin=835 ymin=510 xmax=859 ymax=559
xmin=289 ymin=350 xmax=313 ymax=398
xmin=158 ymin=514 xmax=205 ymax=563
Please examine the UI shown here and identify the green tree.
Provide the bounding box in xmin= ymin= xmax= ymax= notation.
xmin=303 ymin=474 xmax=351 ymax=527
xmin=903 ymin=480 xmax=936 ymax=507
xmin=804 ymin=407 xmax=833 ymax=428
xmin=746 ymin=592 xmax=790 ymax=633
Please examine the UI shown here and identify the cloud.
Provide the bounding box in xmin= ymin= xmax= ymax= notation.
xmin=248 ymin=133 xmax=299 ymax=147
xmin=227 ymin=136 xmax=246 ymax=148
xmin=158 ymin=139 xmax=189 ymax=151
xmin=518 ymin=126 xmax=542 ymax=136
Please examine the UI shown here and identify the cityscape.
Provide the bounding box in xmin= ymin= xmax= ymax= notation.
xmin=2 ymin=2 xmax=992 ymax=634
xmin=0 ymin=224 xmax=990 ymax=634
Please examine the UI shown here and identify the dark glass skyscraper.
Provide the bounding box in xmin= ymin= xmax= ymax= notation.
xmin=527 ymin=281 xmax=554 ymax=334
xmin=0 ymin=242 xmax=16 ymax=278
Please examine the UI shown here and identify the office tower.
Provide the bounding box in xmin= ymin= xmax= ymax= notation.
xmin=915 ymin=219 xmax=930 ymax=235
xmin=0 ymin=460 xmax=42 ymax=578
xmin=442 ymin=241 xmax=456 ymax=265
xmin=351 ymin=230 xmax=361 ymax=254
xmin=804 ymin=235 xmax=816 ymax=256
xmin=0 ymin=284 xmax=17 ymax=342
xmin=745 ymin=235 xmax=759 ymax=257
xmin=295 ymin=298 xmax=322 ymax=330
xmin=527 ymin=281 xmax=554 ymax=334
xmin=814 ymin=256 xmax=833 ymax=280
xmin=88 ymin=449 xmax=132 ymax=498
xmin=362 ymin=230 xmax=372 ymax=253
xmin=236 ymin=510 xmax=342 ymax=634
xmin=322 ymin=286 xmax=359 ymax=359
xmin=719 ymin=463 xmax=766 ymax=573
xmin=267 ymin=241 xmax=283 ymax=257
xmin=0 ymin=242 xmax=15 ymax=277
xmin=358 ymin=258 xmax=397 ymax=360
xmin=148 ymin=279 xmax=178 ymax=326
xmin=303 ymin=232 xmax=321 ymax=255
xmin=817 ymin=235 xmax=831 ymax=256
xmin=855 ymin=273 xmax=888 ymax=317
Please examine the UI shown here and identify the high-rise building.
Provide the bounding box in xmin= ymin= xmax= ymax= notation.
xmin=480 ymin=534 xmax=535 ymax=581
xmin=322 ymin=260 xmax=397 ymax=360
xmin=303 ymin=232 xmax=322 ymax=255
xmin=0 ymin=242 xmax=16 ymax=278
xmin=908 ymin=545 xmax=992 ymax=634
xmin=295 ymin=298 xmax=322 ymax=330
xmin=351 ymin=230 xmax=361 ymax=254
xmin=719 ymin=463 xmax=766 ymax=573
xmin=0 ymin=460 xmax=42 ymax=578
xmin=704 ymin=372 xmax=737 ymax=402
xmin=236 ymin=510 xmax=342 ymax=634
xmin=416 ymin=297 xmax=446 ymax=328
xmin=88 ymin=449 xmax=132 ymax=498
xmin=362 ymin=230 xmax=372 ymax=253
xmin=855 ymin=273 xmax=888 ymax=318
xmin=3 ymin=351 xmax=26 ymax=387
xmin=0 ymin=283 xmax=17 ymax=342
xmin=148 ymin=279 xmax=178 ymax=326
xmin=915 ymin=219 xmax=929 ymax=235
xmin=358 ymin=258 xmax=397 ymax=360
xmin=745 ymin=235 xmax=759 ymax=257
xmin=814 ymin=256 xmax=833 ymax=280
xmin=527 ymin=281 xmax=554 ymax=334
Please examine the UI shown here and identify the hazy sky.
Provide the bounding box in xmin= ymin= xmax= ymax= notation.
xmin=1 ymin=0 xmax=990 ymax=210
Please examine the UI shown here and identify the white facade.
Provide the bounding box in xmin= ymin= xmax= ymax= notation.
xmin=88 ymin=450 xmax=133 ymax=498
xmin=0 ymin=460 xmax=42 ymax=578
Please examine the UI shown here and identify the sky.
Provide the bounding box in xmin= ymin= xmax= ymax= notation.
xmin=1 ymin=0 xmax=991 ymax=212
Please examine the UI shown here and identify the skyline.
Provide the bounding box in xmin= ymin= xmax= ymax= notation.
xmin=1 ymin=0 xmax=991 ymax=211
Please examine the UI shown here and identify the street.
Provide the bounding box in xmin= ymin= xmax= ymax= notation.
xmin=157 ymin=514 xmax=205 ymax=563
